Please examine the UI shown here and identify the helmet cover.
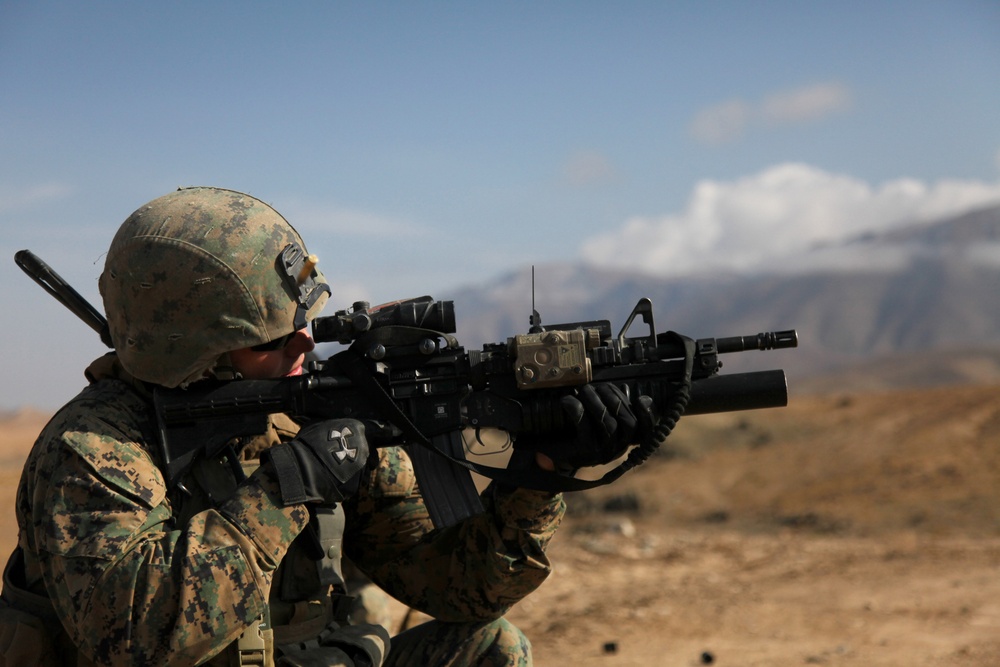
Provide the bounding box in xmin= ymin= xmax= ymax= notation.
xmin=99 ymin=186 xmax=330 ymax=387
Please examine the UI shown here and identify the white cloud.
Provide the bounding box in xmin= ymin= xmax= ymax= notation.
xmin=689 ymin=82 xmax=853 ymax=145
xmin=688 ymin=99 xmax=751 ymax=145
xmin=0 ymin=182 xmax=75 ymax=214
xmin=760 ymin=82 xmax=852 ymax=123
xmin=562 ymin=150 xmax=617 ymax=187
xmin=580 ymin=163 xmax=1000 ymax=276
xmin=275 ymin=198 xmax=429 ymax=238
xmin=325 ymin=278 xmax=374 ymax=307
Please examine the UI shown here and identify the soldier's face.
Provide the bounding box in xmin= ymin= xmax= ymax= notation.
xmin=229 ymin=329 xmax=316 ymax=379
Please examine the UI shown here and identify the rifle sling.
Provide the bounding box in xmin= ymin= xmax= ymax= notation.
xmin=328 ymin=329 xmax=697 ymax=518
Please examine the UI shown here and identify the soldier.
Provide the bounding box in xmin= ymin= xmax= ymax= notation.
xmin=0 ymin=187 xmax=651 ymax=666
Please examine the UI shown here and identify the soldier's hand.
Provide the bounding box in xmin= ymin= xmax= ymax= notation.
xmin=536 ymin=383 xmax=646 ymax=471
xmin=264 ymin=419 xmax=371 ymax=507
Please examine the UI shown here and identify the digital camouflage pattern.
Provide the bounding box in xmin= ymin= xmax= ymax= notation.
xmin=14 ymin=356 xmax=309 ymax=665
xmin=384 ymin=618 xmax=532 ymax=666
xmin=11 ymin=353 xmax=565 ymax=665
xmin=98 ymin=187 xmax=329 ymax=388
xmin=343 ymin=447 xmax=565 ymax=624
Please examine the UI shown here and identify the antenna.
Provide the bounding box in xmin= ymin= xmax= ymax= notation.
xmin=528 ymin=265 xmax=542 ymax=333
xmin=15 ymin=249 xmax=114 ymax=348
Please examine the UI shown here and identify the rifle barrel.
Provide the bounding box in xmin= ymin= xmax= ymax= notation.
xmin=715 ymin=330 xmax=798 ymax=354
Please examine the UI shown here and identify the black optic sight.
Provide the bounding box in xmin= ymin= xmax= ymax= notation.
xmin=312 ymin=296 xmax=456 ymax=344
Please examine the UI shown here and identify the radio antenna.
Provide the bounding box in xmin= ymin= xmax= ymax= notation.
xmin=15 ymin=249 xmax=114 ymax=348
xmin=528 ymin=265 xmax=542 ymax=333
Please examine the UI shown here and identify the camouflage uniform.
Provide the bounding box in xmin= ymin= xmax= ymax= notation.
xmin=5 ymin=353 xmax=564 ymax=666
xmin=0 ymin=188 xmax=566 ymax=666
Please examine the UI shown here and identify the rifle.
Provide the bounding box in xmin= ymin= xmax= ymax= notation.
xmin=153 ymin=295 xmax=796 ymax=528
xmin=16 ymin=250 xmax=798 ymax=529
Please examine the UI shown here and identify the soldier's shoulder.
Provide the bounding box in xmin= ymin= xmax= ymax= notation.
xmin=32 ymin=379 xmax=165 ymax=506
xmin=43 ymin=378 xmax=154 ymax=450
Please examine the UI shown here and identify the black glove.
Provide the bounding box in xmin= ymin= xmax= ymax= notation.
xmin=264 ymin=419 xmax=371 ymax=507
xmin=538 ymin=383 xmax=651 ymax=470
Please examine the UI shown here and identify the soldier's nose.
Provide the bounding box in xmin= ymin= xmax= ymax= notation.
xmin=285 ymin=329 xmax=316 ymax=357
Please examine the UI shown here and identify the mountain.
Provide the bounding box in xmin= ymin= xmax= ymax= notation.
xmin=441 ymin=203 xmax=1000 ymax=393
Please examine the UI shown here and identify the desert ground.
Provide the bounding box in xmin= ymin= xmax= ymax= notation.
xmin=3 ymin=383 xmax=999 ymax=666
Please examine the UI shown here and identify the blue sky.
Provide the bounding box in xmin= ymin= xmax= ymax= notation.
xmin=2 ymin=0 xmax=999 ymax=410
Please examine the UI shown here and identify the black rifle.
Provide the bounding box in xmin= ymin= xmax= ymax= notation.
xmin=17 ymin=250 xmax=798 ymax=529
xmin=153 ymin=296 xmax=797 ymax=528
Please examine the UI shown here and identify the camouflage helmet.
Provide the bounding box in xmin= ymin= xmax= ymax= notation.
xmin=99 ymin=186 xmax=331 ymax=388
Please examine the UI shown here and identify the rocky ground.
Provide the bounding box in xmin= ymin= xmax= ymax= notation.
xmin=3 ymin=383 xmax=999 ymax=665
xmin=501 ymin=384 xmax=1000 ymax=666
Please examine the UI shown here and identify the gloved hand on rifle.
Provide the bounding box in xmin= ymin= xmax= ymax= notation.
xmin=534 ymin=383 xmax=657 ymax=473
xmin=264 ymin=418 xmax=371 ymax=507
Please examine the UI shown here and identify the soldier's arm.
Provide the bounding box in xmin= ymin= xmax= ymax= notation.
xmin=342 ymin=446 xmax=565 ymax=622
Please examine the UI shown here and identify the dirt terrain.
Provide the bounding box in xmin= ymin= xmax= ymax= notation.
xmin=3 ymin=384 xmax=1000 ymax=666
